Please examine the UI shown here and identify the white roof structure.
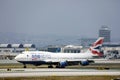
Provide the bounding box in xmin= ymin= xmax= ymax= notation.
xmin=0 ymin=44 xmax=11 ymax=48
xmin=11 ymin=44 xmax=23 ymax=48
xmin=0 ymin=44 xmax=35 ymax=48
xmin=23 ymin=44 xmax=35 ymax=48
xmin=64 ymin=45 xmax=82 ymax=48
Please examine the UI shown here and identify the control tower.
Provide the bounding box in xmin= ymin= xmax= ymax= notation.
xmin=99 ymin=26 xmax=111 ymax=42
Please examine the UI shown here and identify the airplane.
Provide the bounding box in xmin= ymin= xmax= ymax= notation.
xmin=15 ymin=37 xmax=104 ymax=68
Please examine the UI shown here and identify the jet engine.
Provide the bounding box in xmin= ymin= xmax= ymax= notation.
xmin=80 ymin=60 xmax=89 ymax=66
xmin=57 ymin=61 xmax=68 ymax=68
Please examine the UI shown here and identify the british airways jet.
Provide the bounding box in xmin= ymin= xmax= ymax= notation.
xmin=15 ymin=37 xmax=104 ymax=68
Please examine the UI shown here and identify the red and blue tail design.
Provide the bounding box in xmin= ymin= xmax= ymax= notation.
xmin=89 ymin=37 xmax=104 ymax=56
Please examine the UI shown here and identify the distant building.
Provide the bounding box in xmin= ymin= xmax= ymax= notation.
xmin=0 ymin=43 xmax=36 ymax=60
xmin=99 ymin=26 xmax=111 ymax=42
xmin=61 ymin=45 xmax=82 ymax=53
xmin=0 ymin=44 xmax=36 ymax=53
xmin=45 ymin=45 xmax=82 ymax=53
xmin=102 ymin=43 xmax=120 ymax=59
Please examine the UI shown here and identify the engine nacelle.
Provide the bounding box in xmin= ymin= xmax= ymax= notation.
xmin=59 ymin=61 xmax=68 ymax=68
xmin=80 ymin=60 xmax=89 ymax=66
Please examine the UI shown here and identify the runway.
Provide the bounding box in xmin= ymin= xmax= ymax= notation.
xmin=0 ymin=68 xmax=120 ymax=77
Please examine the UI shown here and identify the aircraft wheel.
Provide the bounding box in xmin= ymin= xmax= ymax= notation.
xmin=48 ymin=65 xmax=53 ymax=68
xmin=56 ymin=66 xmax=60 ymax=68
xmin=23 ymin=64 xmax=27 ymax=68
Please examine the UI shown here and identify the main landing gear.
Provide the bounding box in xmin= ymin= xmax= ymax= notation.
xmin=48 ymin=65 xmax=65 ymax=68
xmin=48 ymin=65 xmax=53 ymax=68
xmin=23 ymin=64 xmax=27 ymax=68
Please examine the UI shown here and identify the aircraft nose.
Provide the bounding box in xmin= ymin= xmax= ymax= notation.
xmin=15 ymin=55 xmax=20 ymax=61
xmin=15 ymin=56 xmax=18 ymax=60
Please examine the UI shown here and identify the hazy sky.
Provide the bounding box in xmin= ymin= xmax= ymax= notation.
xmin=0 ymin=0 xmax=120 ymax=39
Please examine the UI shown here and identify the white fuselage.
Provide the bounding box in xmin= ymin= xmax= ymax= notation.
xmin=15 ymin=51 xmax=94 ymax=62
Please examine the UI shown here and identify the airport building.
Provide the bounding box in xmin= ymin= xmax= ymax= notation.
xmin=102 ymin=43 xmax=120 ymax=59
xmin=0 ymin=44 xmax=36 ymax=60
xmin=45 ymin=45 xmax=82 ymax=53
xmin=0 ymin=44 xmax=36 ymax=53
xmin=99 ymin=26 xmax=111 ymax=42
xmin=61 ymin=45 xmax=82 ymax=53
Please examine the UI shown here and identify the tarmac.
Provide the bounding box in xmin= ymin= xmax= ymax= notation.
xmin=0 ymin=59 xmax=120 ymax=64
xmin=0 ymin=68 xmax=120 ymax=77
xmin=0 ymin=59 xmax=120 ymax=77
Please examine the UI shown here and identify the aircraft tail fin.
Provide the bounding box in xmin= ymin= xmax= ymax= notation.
xmin=88 ymin=37 xmax=104 ymax=56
